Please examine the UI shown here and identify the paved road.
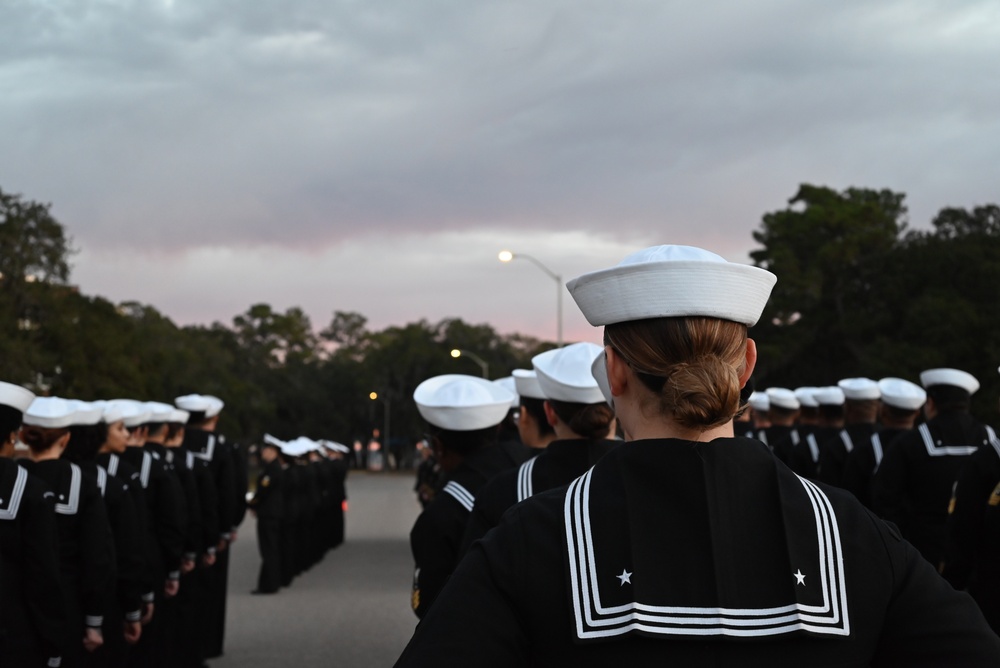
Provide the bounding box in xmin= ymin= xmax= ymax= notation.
xmin=213 ymin=471 xmax=421 ymax=667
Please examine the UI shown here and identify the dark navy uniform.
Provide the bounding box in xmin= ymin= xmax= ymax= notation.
xmin=942 ymin=427 xmax=1000 ymax=633
xmin=249 ymin=457 xmax=284 ymax=593
xmin=789 ymin=425 xmax=840 ymax=479
xmin=757 ymin=424 xmax=800 ymax=466
xmin=396 ymin=438 xmax=1000 ymax=666
xmin=841 ymin=427 xmax=909 ymax=511
xmin=873 ymin=412 xmax=987 ymax=567
xmin=817 ymin=424 xmax=878 ymax=488
xmin=410 ymin=442 xmax=525 ymax=618
xmin=0 ymin=458 xmax=67 ymax=667
xmin=461 ymin=438 xmax=619 ymax=554
xmin=25 ymin=459 xmax=116 ymax=668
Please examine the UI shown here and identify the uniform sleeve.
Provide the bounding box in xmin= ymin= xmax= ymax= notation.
xmin=396 ymin=517 xmax=530 ymax=667
xmin=841 ymin=446 xmax=874 ymax=509
xmin=179 ymin=468 xmax=204 ymax=561
xmin=941 ymin=449 xmax=996 ymax=590
xmin=107 ymin=480 xmax=146 ymax=621
xmin=231 ymin=443 xmax=249 ymax=528
xmin=80 ymin=482 xmax=116 ymax=629
xmin=872 ymin=516 xmax=1000 ymax=665
xmin=152 ymin=466 xmax=185 ymax=577
xmin=409 ymin=510 xmax=454 ymax=619
xmin=196 ymin=465 xmax=220 ymax=555
xmin=214 ymin=446 xmax=237 ymax=540
xmin=817 ymin=438 xmax=848 ymax=487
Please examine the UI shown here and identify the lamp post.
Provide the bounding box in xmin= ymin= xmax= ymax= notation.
xmin=498 ymin=250 xmax=563 ymax=347
xmin=368 ymin=391 xmax=391 ymax=470
xmin=450 ymin=348 xmax=489 ymax=379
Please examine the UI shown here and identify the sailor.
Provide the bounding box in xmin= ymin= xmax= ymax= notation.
xmin=941 ymin=367 xmax=1000 ymax=632
xmin=873 ymin=368 xmax=987 ymax=567
xmin=758 ymin=387 xmax=800 ymax=465
xmin=408 ymin=374 xmax=523 ymax=618
xmin=318 ymin=439 xmax=350 ymax=552
xmin=249 ymin=435 xmax=286 ymax=594
xmin=395 ymin=244 xmax=1000 ymax=666
xmin=0 ymin=381 xmax=67 ymax=668
xmin=21 ymin=397 xmax=116 ymax=667
xmin=817 ymin=378 xmax=881 ymax=487
xmin=64 ymin=400 xmax=146 ymax=666
xmin=789 ymin=385 xmax=845 ymax=478
xmin=96 ymin=404 xmax=155 ymax=642
xmin=108 ymin=399 xmax=184 ymax=668
xmin=175 ymin=394 xmax=236 ymax=661
xmin=510 ymin=369 xmax=556 ymax=455
xmin=460 ymin=342 xmax=619 ymax=554
xmin=842 ymin=378 xmax=925 ymax=510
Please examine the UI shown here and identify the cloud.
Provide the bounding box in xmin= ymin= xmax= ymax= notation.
xmin=71 ymin=226 xmax=645 ymax=343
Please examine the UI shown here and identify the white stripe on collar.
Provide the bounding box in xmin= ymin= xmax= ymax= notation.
xmin=140 ymin=451 xmax=152 ymax=489
xmin=193 ymin=434 xmax=216 ymax=462
xmin=806 ymin=434 xmax=820 ymax=464
xmin=55 ymin=463 xmax=82 ymax=515
xmin=96 ymin=466 xmax=108 ymax=498
xmin=107 ymin=454 xmax=119 ymax=477
xmin=442 ymin=481 xmax=475 ymax=512
xmin=517 ymin=457 xmax=536 ymax=503
xmin=839 ymin=430 xmax=854 ymax=454
xmin=987 ymin=426 xmax=1000 ymax=459
xmin=0 ymin=465 xmax=28 ymax=520
xmin=918 ymin=423 xmax=978 ymax=457
xmin=563 ymin=468 xmax=850 ymax=639
xmin=871 ymin=433 xmax=884 ymax=472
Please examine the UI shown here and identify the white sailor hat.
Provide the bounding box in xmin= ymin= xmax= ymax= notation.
xmin=414 ymin=374 xmax=514 ymax=431
xmin=144 ymin=401 xmax=176 ymax=423
xmin=838 ymin=378 xmax=881 ymax=401
xmin=512 ymin=369 xmax=546 ymax=400
xmin=532 ymin=342 xmax=605 ymax=405
xmin=765 ymin=387 xmax=800 ymax=411
xmin=320 ymin=439 xmax=351 ymax=454
xmin=748 ymin=391 xmax=770 ymax=412
xmin=168 ymin=409 xmax=189 ymax=424
xmin=262 ymin=433 xmax=288 ymax=453
xmin=24 ymin=396 xmax=76 ymax=429
xmin=204 ymin=395 xmax=224 ymax=418
xmin=108 ymin=399 xmax=152 ymax=428
xmin=919 ymin=368 xmax=980 ymax=395
xmin=95 ymin=400 xmax=125 ymax=425
xmin=813 ymin=386 xmax=846 ymax=406
xmin=67 ymin=400 xmax=105 ymax=426
xmin=878 ymin=378 xmax=926 ymax=411
xmin=567 ymin=245 xmax=776 ymax=327
xmin=794 ymin=387 xmax=820 ymax=408
xmin=491 ymin=377 xmax=520 ymax=409
xmin=0 ymin=381 xmax=35 ymax=413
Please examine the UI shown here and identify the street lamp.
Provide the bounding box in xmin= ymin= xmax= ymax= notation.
xmin=498 ymin=250 xmax=563 ymax=347
xmin=450 ymin=348 xmax=489 ymax=378
xmin=368 ymin=391 xmax=391 ymax=470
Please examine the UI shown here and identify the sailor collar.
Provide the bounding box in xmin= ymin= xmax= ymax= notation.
xmin=0 ymin=461 xmax=29 ymax=520
xmin=561 ymin=438 xmax=850 ymax=641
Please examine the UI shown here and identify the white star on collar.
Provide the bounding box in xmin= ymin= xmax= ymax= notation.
xmin=794 ymin=569 xmax=806 ymax=586
xmin=617 ymin=569 xmax=632 ymax=586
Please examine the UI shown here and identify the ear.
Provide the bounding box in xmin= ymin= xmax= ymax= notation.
xmin=605 ymin=345 xmax=629 ymax=397
xmin=55 ymin=431 xmax=72 ymax=451
xmin=542 ymin=401 xmax=559 ymax=428
xmin=740 ymin=338 xmax=758 ymax=388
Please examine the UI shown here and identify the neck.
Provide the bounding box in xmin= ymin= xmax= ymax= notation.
xmin=29 ymin=448 xmax=62 ymax=462
xmin=627 ymin=418 xmax=734 ymax=443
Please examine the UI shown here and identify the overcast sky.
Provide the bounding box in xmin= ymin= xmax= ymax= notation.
xmin=2 ymin=0 xmax=998 ymax=347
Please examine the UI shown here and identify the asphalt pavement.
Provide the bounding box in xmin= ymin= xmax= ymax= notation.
xmin=213 ymin=471 xmax=422 ymax=668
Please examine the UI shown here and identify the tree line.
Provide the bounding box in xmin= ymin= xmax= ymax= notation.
xmin=2 ymin=183 xmax=999 ymax=445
